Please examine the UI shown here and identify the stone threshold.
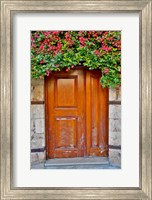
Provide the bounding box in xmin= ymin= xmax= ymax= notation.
xmin=31 ymin=157 xmax=121 ymax=169
xmin=44 ymin=157 xmax=109 ymax=167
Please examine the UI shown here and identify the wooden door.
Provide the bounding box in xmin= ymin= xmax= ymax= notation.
xmin=45 ymin=68 xmax=108 ymax=159
xmin=45 ymin=69 xmax=85 ymax=158
xmin=86 ymin=70 xmax=109 ymax=157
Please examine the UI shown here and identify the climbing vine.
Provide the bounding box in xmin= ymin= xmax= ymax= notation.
xmin=31 ymin=31 xmax=121 ymax=88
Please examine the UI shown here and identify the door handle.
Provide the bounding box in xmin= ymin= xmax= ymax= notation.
xmin=60 ymin=117 xmax=68 ymax=120
xmin=56 ymin=117 xmax=76 ymax=120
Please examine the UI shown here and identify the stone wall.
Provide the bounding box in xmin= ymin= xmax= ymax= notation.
xmin=109 ymin=88 xmax=121 ymax=166
xmin=31 ymin=79 xmax=45 ymax=163
xmin=31 ymin=79 xmax=121 ymax=166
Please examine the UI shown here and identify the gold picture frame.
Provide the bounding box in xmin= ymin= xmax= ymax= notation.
xmin=0 ymin=0 xmax=151 ymax=199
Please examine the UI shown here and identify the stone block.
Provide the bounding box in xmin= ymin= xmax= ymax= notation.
xmin=31 ymin=79 xmax=44 ymax=101
xmin=31 ymin=151 xmax=46 ymax=163
xmin=31 ymin=78 xmax=44 ymax=86
xmin=31 ymin=105 xmax=44 ymax=119
xmin=31 ymin=133 xmax=45 ymax=149
xmin=109 ymin=105 xmax=121 ymax=119
xmin=109 ymin=131 xmax=121 ymax=146
xmin=109 ymin=118 xmax=121 ymax=132
xmin=35 ymin=119 xmax=45 ymax=133
xmin=31 ymin=119 xmax=45 ymax=134
xmin=109 ymin=149 xmax=121 ymax=166
xmin=31 ymin=119 xmax=35 ymax=135
xmin=109 ymin=88 xmax=121 ymax=101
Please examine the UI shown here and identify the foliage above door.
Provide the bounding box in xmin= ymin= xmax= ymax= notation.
xmin=31 ymin=31 xmax=121 ymax=88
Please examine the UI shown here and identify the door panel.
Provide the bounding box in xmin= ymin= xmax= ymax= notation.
xmin=98 ymin=81 xmax=109 ymax=156
xmin=55 ymin=117 xmax=77 ymax=148
xmin=86 ymin=70 xmax=108 ymax=157
xmin=54 ymin=76 xmax=78 ymax=108
xmin=45 ymin=70 xmax=85 ymax=158
xmin=90 ymin=76 xmax=99 ymax=148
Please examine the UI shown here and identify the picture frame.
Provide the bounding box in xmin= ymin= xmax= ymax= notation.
xmin=0 ymin=0 xmax=151 ymax=199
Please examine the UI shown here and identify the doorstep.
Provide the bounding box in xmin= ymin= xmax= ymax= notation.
xmin=31 ymin=157 xmax=121 ymax=169
xmin=44 ymin=157 xmax=109 ymax=167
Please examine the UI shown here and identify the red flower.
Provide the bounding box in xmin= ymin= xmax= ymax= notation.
xmin=65 ymin=32 xmax=71 ymax=40
xmin=104 ymin=31 xmax=109 ymax=35
xmin=32 ymin=43 xmax=36 ymax=48
xmin=40 ymin=60 xmax=44 ymax=64
xmin=93 ymin=33 xmax=98 ymax=37
xmin=57 ymin=42 xmax=62 ymax=48
xmin=52 ymin=31 xmax=59 ymax=35
xmin=78 ymin=31 xmax=83 ymax=35
xmin=102 ymin=46 xmax=112 ymax=52
xmin=34 ymin=33 xmax=39 ymax=38
xmin=66 ymin=68 xmax=70 ymax=72
xmin=40 ymin=44 xmax=44 ymax=50
xmin=54 ymin=51 xmax=57 ymax=56
xmin=79 ymin=37 xmax=85 ymax=45
xmin=46 ymin=69 xmax=50 ymax=76
xmin=107 ymin=37 xmax=113 ymax=41
xmin=104 ymin=68 xmax=109 ymax=74
xmin=94 ymin=50 xmax=100 ymax=55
